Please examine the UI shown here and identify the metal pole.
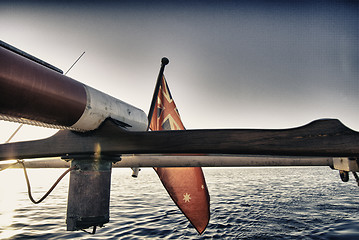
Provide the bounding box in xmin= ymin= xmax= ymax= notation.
xmin=115 ymin=155 xmax=333 ymax=167
xmin=1 ymin=155 xmax=333 ymax=169
xmin=147 ymin=57 xmax=169 ymax=130
xmin=131 ymin=57 xmax=169 ymax=177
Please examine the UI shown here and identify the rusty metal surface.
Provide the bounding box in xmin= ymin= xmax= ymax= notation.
xmin=0 ymin=47 xmax=87 ymax=127
xmin=66 ymin=159 xmax=112 ymax=231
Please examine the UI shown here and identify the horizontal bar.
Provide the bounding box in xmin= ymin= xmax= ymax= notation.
xmin=115 ymin=154 xmax=333 ymax=167
xmin=1 ymin=119 xmax=358 ymax=161
xmin=0 ymin=155 xmax=333 ymax=169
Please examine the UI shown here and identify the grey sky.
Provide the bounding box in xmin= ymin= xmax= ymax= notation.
xmin=0 ymin=1 xmax=358 ymax=142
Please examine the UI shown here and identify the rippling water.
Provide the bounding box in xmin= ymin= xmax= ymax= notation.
xmin=1 ymin=167 xmax=359 ymax=239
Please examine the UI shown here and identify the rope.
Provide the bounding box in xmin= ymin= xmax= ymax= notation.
xmin=0 ymin=114 xmax=83 ymax=131
xmin=18 ymin=160 xmax=77 ymax=204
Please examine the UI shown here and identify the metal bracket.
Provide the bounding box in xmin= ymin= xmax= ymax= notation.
xmin=66 ymin=156 xmax=113 ymax=231
xmin=131 ymin=167 xmax=141 ymax=178
xmin=333 ymin=157 xmax=359 ymax=172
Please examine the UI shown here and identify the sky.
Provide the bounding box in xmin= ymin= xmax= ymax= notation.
xmin=0 ymin=0 xmax=358 ymax=143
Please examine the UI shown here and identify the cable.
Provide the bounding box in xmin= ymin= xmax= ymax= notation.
xmin=5 ymin=123 xmax=23 ymax=143
xmin=352 ymin=172 xmax=359 ymax=186
xmin=18 ymin=160 xmax=77 ymax=204
xmin=81 ymin=226 xmax=97 ymax=235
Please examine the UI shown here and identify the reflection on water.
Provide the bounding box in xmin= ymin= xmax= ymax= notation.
xmin=0 ymin=167 xmax=359 ymax=239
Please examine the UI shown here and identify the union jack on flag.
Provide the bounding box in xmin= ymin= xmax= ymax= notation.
xmin=150 ymin=76 xmax=184 ymax=131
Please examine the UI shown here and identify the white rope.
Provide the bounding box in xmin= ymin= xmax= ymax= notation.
xmin=0 ymin=114 xmax=83 ymax=132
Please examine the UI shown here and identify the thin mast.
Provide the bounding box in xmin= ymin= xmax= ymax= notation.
xmin=147 ymin=57 xmax=169 ymax=130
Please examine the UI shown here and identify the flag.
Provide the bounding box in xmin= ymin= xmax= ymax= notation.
xmin=150 ymin=75 xmax=210 ymax=234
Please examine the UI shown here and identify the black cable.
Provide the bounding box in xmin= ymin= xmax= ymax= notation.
xmin=81 ymin=226 xmax=97 ymax=235
xmin=352 ymin=172 xmax=359 ymax=186
xmin=18 ymin=160 xmax=77 ymax=204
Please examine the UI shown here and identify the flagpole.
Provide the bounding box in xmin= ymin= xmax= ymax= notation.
xmin=132 ymin=57 xmax=169 ymax=177
xmin=147 ymin=57 xmax=169 ymax=130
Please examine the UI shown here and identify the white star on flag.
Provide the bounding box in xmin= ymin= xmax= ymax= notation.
xmin=183 ymin=193 xmax=191 ymax=203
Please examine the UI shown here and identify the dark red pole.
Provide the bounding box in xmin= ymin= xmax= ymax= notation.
xmin=0 ymin=46 xmax=87 ymax=127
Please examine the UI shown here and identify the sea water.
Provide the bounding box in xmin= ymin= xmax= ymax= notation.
xmin=0 ymin=167 xmax=359 ymax=239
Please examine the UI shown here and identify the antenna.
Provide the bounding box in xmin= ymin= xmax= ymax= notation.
xmin=64 ymin=51 xmax=85 ymax=75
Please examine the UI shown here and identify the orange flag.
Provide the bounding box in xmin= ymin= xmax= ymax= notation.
xmin=150 ymin=76 xmax=210 ymax=234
